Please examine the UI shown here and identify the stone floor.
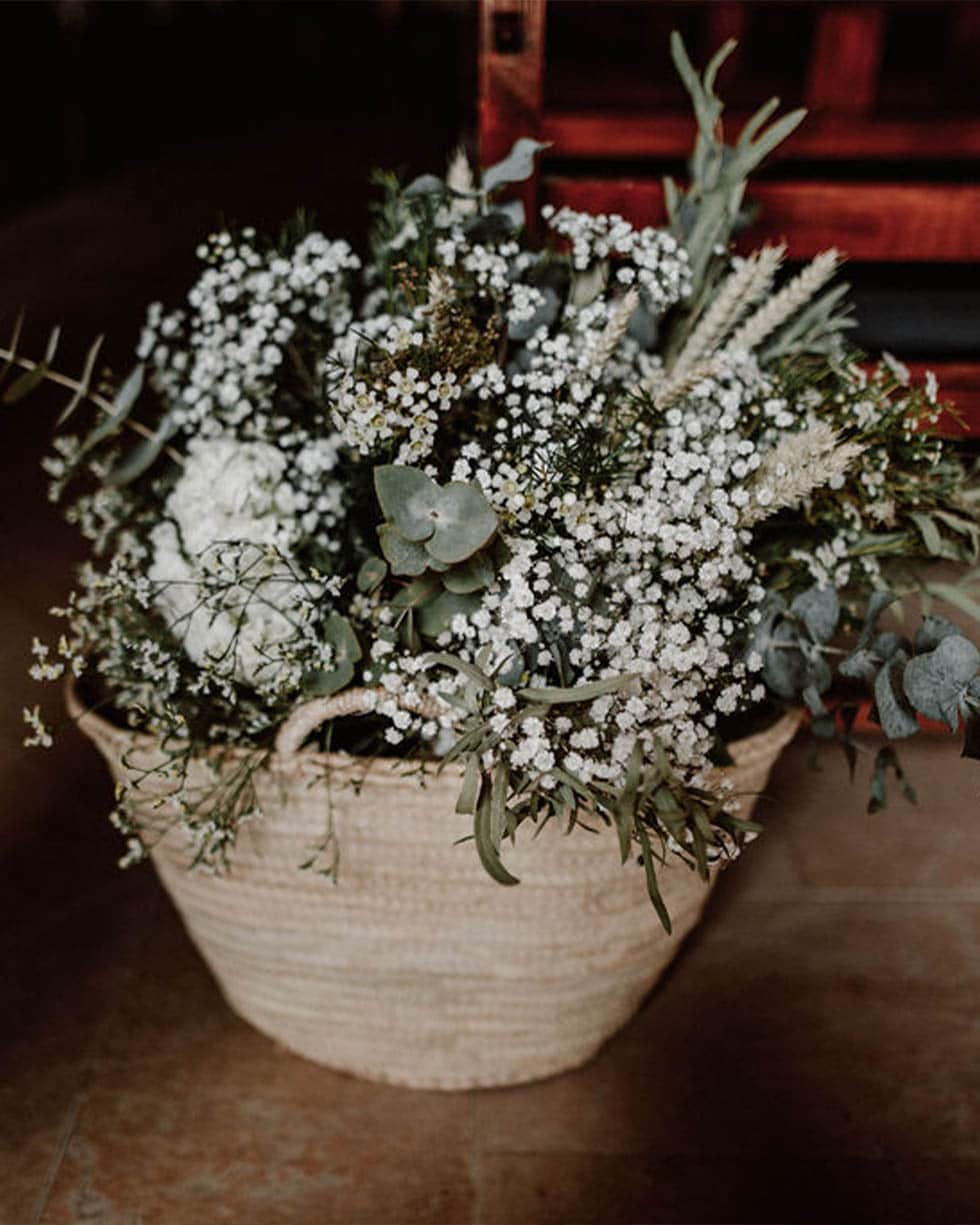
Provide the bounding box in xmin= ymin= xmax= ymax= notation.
xmin=4 ymin=717 xmax=980 ymax=1225
xmin=2 ymin=97 xmax=979 ymax=1225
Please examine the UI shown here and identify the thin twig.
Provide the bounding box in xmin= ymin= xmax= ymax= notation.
xmin=0 ymin=345 xmax=183 ymax=464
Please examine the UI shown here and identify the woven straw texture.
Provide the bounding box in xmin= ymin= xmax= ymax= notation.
xmin=70 ymin=685 xmax=800 ymax=1091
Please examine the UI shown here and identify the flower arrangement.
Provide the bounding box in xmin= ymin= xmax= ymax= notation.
xmin=11 ymin=36 xmax=980 ymax=932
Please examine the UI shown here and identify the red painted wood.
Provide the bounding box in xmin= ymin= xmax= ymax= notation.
xmin=705 ymin=2 xmax=747 ymax=82
xmin=543 ymin=177 xmax=980 ymax=262
xmin=538 ymin=111 xmax=980 ymax=162
xmin=805 ymin=5 xmax=885 ymax=115
xmin=479 ymin=1 xmax=980 ymax=436
xmin=906 ymin=363 xmax=980 ymax=438
xmin=479 ymin=0 xmax=547 ymax=230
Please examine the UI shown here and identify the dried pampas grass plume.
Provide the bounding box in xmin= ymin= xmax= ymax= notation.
xmin=741 ymin=421 xmax=864 ymax=527
xmin=590 ymin=289 xmax=639 ymax=373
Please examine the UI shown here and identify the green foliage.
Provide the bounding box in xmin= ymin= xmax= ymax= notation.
xmin=664 ymin=33 xmax=805 ymax=308
xmin=903 ymin=634 xmax=980 ymax=730
xmin=303 ymin=616 xmax=363 ymax=696
xmin=375 ymin=465 xmax=498 ymax=563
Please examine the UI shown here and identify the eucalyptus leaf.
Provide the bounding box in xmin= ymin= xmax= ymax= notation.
xmin=914 ymin=613 xmax=959 ymax=654
xmin=613 ymin=741 xmax=643 ymax=865
xmin=375 ymin=466 xmax=498 ymax=564
xmin=627 ymin=298 xmax=659 ymax=349
xmin=77 ymin=363 xmax=145 ymax=458
xmin=356 ymin=555 xmax=388 ymax=594
xmin=909 ymin=511 xmax=960 ymax=561
xmin=482 ymin=138 xmax=549 ymax=193
xmin=839 ymin=647 xmax=877 ymax=683
xmin=455 ymin=753 xmax=481 ymax=815
xmin=417 ymin=590 xmax=482 ymax=639
xmin=378 ymin=524 xmax=429 ymax=577
xmin=872 ymin=631 xmax=907 ymax=661
xmin=374 ymin=465 xmax=439 ymax=542
xmin=423 ymin=651 xmax=495 ymax=692
xmin=855 ymin=590 xmax=898 ymax=650
xmin=874 ymin=650 xmax=919 ymax=739
xmin=867 ymin=745 xmax=917 ymax=814
xmin=568 ymin=261 xmax=607 ymax=308
xmin=801 ymin=685 xmax=827 ymax=717
xmin=490 ymin=760 xmax=510 ymax=846
xmin=761 ymin=621 xmax=807 ymax=699
xmin=1 ymin=364 xmax=47 ymax=405
xmin=55 ymin=333 xmax=105 ymax=426
xmin=391 ymin=574 xmax=441 ymax=609
xmin=791 ymin=585 xmax=839 ymax=643
xmin=923 ymin=583 xmax=980 ymax=628
xmin=304 ymin=614 xmax=362 ymax=695
xmin=442 ymin=551 xmax=494 ymax=594
xmin=424 ymin=482 xmax=498 ymax=564
xmin=106 ymin=411 xmax=179 ymax=486
xmin=903 ymin=634 xmax=980 ymax=729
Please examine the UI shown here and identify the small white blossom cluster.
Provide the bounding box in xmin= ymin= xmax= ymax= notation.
xmin=333 ymin=366 xmax=462 ymax=461
xmin=138 ymin=227 xmax=360 ymax=438
xmin=541 ymin=204 xmax=693 ymax=315
xmin=393 ymin=351 xmax=772 ymax=801
xmin=27 ymin=153 xmax=971 ymax=888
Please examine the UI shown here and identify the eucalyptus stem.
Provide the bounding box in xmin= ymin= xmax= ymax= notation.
xmin=0 ymin=345 xmax=183 ymax=464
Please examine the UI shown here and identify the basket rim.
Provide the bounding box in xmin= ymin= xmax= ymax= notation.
xmin=64 ymin=676 xmax=802 ymax=778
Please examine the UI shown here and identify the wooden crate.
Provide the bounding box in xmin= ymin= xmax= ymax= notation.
xmin=479 ymin=0 xmax=980 ymax=431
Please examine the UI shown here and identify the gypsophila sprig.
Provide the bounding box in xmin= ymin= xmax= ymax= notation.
xmin=15 ymin=34 xmax=980 ymax=930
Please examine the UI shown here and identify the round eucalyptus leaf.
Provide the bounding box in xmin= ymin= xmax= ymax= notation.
xmin=356 ymin=555 xmax=388 ymax=594
xmin=762 ymin=621 xmax=807 ymax=699
xmin=874 ymin=651 xmax=919 ymax=740
xmin=914 ymin=614 xmax=959 ymax=655
xmin=904 ymin=634 xmax=980 ymax=730
xmin=442 ymin=551 xmax=494 ymax=594
xmin=374 ymin=465 xmax=440 ymax=543
xmin=323 ymin=614 xmax=362 ymax=663
xmin=378 ymin=524 xmax=429 ymax=577
xmin=417 ymin=590 xmax=482 ymax=639
xmin=790 ymin=585 xmax=839 ymax=644
xmin=303 ymin=615 xmax=362 ymax=696
xmin=425 ymin=482 xmax=498 ymax=565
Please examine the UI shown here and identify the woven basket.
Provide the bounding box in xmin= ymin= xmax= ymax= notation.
xmin=69 ymin=683 xmax=800 ymax=1090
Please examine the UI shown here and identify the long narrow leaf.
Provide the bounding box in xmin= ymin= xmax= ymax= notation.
xmin=0 ymin=311 xmax=24 ymax=381
xmin=2 ymin=364 xmax=47 ymax=405
xmin=106 ymin=411 xmax=178 ymax=486
xmin=78 ymin=362 xmax=145 ymax=458
xmin=474 ymin=788 xmax=520 ymax=886
xmin=636 ymin=822 xmax=672 ymax=934
xmin=56 ymin=333 xmax=104 ymax=426
xmin=517 ymin=673 xmax=639 ymax=705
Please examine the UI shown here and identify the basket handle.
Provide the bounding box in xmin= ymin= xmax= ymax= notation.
xmin=275 ymin=686 xmax=444 ymax=757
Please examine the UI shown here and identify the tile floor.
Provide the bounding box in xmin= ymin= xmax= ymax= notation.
xmin=2 ymin=112 xmax=979 ymax=1225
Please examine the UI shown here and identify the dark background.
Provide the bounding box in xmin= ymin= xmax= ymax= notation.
xmin=1 ymin=4 xmax=979 ymax=1224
